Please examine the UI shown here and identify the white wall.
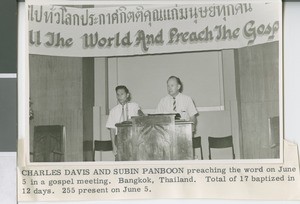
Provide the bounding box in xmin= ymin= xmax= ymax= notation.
xmin=196 ymin=50 xmax=240 ymax=159
xmin=109 ymin=52 xmax=224 ymax=111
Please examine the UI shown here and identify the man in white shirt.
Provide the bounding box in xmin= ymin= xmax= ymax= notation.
xmin=156 ymin=76 xmax=198 ymax=132
xmin=106 ymin=85 xmax=143 ymax=156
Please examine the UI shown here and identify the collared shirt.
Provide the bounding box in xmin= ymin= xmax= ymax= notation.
xmin=156 ymin=93 xmax=198 ymax=120
xmin=106 ymin=102 xmax=140 ymax=130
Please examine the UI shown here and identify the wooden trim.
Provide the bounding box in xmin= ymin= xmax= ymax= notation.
xmin=218 ymin=51 xmax=225 ymax=109
xmin=233 ymin=49 xmax=244 ymax=159
xmin=105 ymin=58 xmax=109 ymax=115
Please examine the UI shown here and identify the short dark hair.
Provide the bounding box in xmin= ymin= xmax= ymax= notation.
xmin=115 ymin=85 xmax=129 ymax=93
xmin=167 ymin=76 xmax=183 ymax=92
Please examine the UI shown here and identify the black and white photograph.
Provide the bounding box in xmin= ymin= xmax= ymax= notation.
xmin=16 ymin=1 xmax=300 ymax=203
xmin=26 ymin=2 xmax=282 ymax=163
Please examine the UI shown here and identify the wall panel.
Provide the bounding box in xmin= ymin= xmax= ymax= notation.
xmin=235 ymin=42 xmax=279 ymax=159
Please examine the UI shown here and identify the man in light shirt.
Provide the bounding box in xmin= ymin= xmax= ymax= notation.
xmin=106 ymin=85 xmax=143 ymax=156
xmin=156 ymin=76 xmax=198 ymax=132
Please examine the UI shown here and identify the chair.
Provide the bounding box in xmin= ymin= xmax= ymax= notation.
xmin=93 ymin=140 xmax=113 ymax=161
xmin=208 ymin=136 xmax=235 ymax=160
xmin=32 ymin=125 xmax=66 ymax=162
xmin=192 ymin=136 xmax=203 ymax=160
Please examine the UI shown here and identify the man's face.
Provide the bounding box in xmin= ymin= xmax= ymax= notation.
xmin=116 ymin=89 xmax=129 ymax=104
xmin=167 ymin=78 xmax=180 ymax=97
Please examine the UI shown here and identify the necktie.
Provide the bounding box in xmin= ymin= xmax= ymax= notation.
xmin=125 ymin=103 xmax=128 ymax=121
xmin=173 ymin=97 xmax=176 ymax=112
xmin=121 ymin=105 xmax=125 ymax=121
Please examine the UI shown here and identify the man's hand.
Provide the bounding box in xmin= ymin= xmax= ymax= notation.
xmin=112 ymin=144 xmax=118 ymax=156
xmin=109 ymin=128 xmax=118 ymax=156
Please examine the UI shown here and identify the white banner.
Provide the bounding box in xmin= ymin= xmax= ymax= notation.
xmin=28 ymin=2 xmax=280 ymax=57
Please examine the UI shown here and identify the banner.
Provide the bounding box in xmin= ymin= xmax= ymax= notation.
xmin=28 ymin=3 xmax=280 ymax=57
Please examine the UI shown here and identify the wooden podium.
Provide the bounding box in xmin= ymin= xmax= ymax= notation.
xmin=115 ymin=116 xmax=193 ymax=161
